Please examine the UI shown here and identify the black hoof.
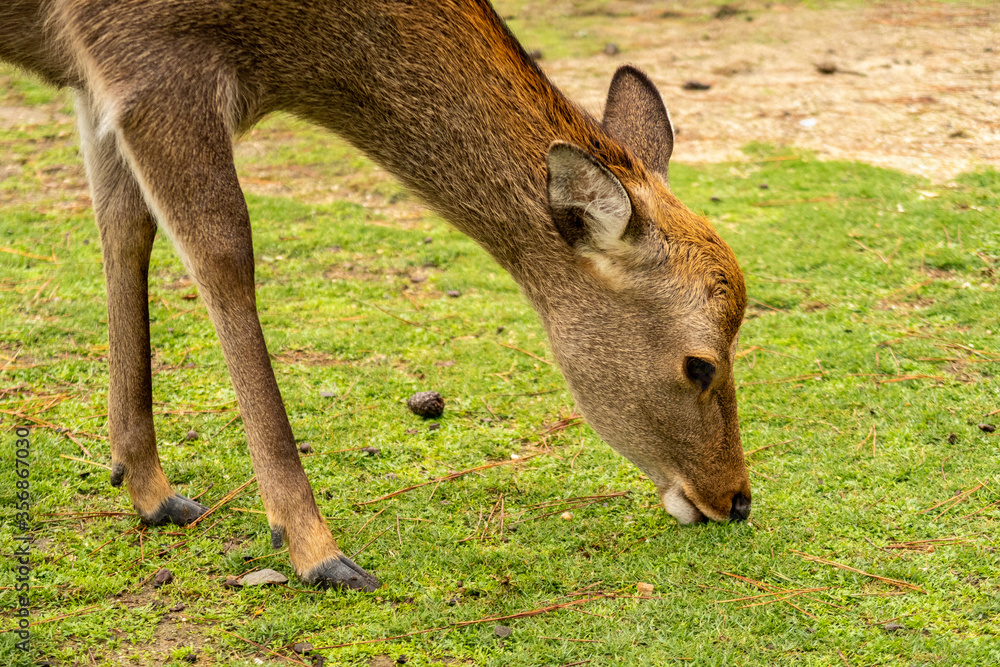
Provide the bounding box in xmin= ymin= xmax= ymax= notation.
xmin=143 ymin=494 xmax=209 ymax=526
xmin=302 ymin=554 xmax=380 ymax=592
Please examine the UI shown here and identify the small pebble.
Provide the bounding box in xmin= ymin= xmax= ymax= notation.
xmin=979 ymin=424 xmax=996 ymax=433
xmin=298 ymin=442 xmax=312 ymax=454
xmin=636 ymin=582 xmax=654 ymax=595
xmin=185 ymin=430 xmax=198 ymax=441
xmin=428 ymin=423 xmax=441 ymax=431
xmin=240 ymin=568 xmax=289 ymax=586
xmin=560 ymin=511 xmax=573 ymax=520
xmin=682 ymin=80 xmax=711 ymax=91
xmin=603 ymin=43 xmax=620 ymax=56
xmin=292 ymin=642 xmax=314 ymax=655
xmin=170 ymin=603 xmax=185 ymax=612
xmin=446 ymin=290 xmax=461 ymax=298
xmin=494 ymin=625 xmax=512 ymax=638
xmin=153 ymin=568 xmax=174 ymax=588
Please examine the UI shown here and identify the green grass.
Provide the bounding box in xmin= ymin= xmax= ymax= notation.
xmin=2 ymin=35 xmax=1000 ymax=667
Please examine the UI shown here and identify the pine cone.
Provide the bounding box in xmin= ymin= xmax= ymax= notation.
xmin=407 ymin=391 xmax=444 ymax=419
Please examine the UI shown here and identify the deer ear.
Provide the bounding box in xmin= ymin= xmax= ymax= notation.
xmin=602 ymin=65 xmax=674 ymax=183
xmin=546 ymin=141 xmax=632 ymax=253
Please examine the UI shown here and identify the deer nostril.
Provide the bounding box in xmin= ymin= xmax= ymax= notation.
xmin=729 ymin=492 xmax=751 ymax=522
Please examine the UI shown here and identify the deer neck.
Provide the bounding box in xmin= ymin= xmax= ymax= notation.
xmin=270 ymin=3 xmax=610 ymax=305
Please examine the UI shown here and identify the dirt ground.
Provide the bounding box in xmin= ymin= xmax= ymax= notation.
xmin=3 ymin=2 xmax=997 ymax=192
xmin=541 ymin=1 xmax=998 ymax=183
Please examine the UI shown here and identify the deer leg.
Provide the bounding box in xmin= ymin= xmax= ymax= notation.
xmin=78 ymin=93 xmax=208 ymax=526
xmin=111 ymin=86 xmax=378 ymax=591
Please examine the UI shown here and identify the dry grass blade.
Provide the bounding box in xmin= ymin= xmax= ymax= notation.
xmin=358 ymin=453 xmax=541 ymax=505
xmin=314 ymin=595 xmax=602 ymax=650
xmin=960 ymin=500 xmax=1000 ymax=520
xmin=540 ymin=414 xmax=584 ymax=433
xmin=509 ymin=492 xmax=628 ymax=526
xmin=854 ymin=240 xmax=893 ymax=265
xmin=718 ymin=572 xmax=818 ymax=619
xmin=741 ymin=374 xmax=823 ymax=387
xmin=354 ymin=506 xmax=389 ymax=535
xmin=744 ymin=438 xmax=797 ymax=458
xmin=920 ymin=484 xmax=983 ymax=515
xmin=748 ymin=297 xmax=786 ymax=313
xmin=885 ymin=537 xmax=971 ymax=551
xmin=752 ymin=196 xmax=836 ymax=207
xmin=218 ymin=628 xmax=310 ymax=666
xmin=186 ymin=476 xmax=257 ymax=528
xmin=350 ymin=528 xmax=389 ymax=558
xmin=791 ymin=551 xmax=925 ymax=593
xmin=1 ymin=246 xmax=58 ymax=263
xmin=25 ymin=604 xmax=101 ymax=628
xmin=874 ymin=374 xmax=948 ymax=385
xmin=715 ymin=587 xmax=830 ymax=604
xmin=496 ymin=340 xmax=552 ymax=365
xmin=58 ymin=454 xmax=110 ymax=470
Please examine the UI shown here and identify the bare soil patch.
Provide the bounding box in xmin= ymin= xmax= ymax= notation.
xmin=2 ymin=2 xmax=995 ymax=210
xmin=543 ymin=2 xmax=999 ymax=182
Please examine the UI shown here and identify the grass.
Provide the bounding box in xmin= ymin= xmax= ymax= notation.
xmin=2 ymin=9 xmax=1000 ymax=666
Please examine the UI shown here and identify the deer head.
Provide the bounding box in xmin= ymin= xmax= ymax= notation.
xmin=543 ymin=66 xmax=750 ymax=524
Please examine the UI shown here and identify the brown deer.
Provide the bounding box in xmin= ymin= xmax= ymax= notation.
xmin=1 ymin=0 xmax=750 ymax=590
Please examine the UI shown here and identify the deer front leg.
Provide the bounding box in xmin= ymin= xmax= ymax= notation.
xmin=111 ymin=87 xmax=378 ymax=591
xmin=78 ymin=94 xmax=208 ymax=526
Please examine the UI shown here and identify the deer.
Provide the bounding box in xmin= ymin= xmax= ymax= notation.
xmin=0 ymin=0 xmax=751 ymax=591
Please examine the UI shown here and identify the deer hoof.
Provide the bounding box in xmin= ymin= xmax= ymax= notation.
xmin=143 ymin=494 xmax=209 ymax=526
xmin=302 ymin=554 xmax=380 ymax=591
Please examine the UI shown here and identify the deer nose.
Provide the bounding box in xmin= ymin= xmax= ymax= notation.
xmin=729 ymin=492 xmax=751 ymax=522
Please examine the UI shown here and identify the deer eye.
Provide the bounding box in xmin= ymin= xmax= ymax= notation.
xmin=685 ymin=357 xmax=716 ymax=392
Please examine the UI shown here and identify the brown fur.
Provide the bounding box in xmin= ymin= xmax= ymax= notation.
xmin=1 ymin=0 xmax=749 ymax=588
